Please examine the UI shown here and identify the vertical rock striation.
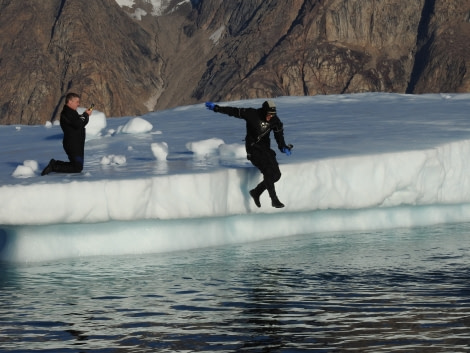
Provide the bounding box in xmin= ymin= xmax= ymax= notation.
xmin=0 ymin=0 xmax=469 ymax=124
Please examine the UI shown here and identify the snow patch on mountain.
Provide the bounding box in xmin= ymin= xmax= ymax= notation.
xmin=115 ymin=0 xmax=191 ymax=18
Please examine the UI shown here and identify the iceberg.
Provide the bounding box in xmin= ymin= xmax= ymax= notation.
xmin=2 ymin=93 xmax=470 ymax=262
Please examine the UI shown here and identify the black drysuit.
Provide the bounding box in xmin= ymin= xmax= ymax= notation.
xmin=215 ymin=105 xmax=289 ymax=202
xmin=54 ymin=105 xmax=89 ymax=173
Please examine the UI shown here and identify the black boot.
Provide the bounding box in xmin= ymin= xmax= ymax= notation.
xmin=249 ymin=182 xmax=266 ymax=208
xmin=41 ymin=159 xmax=55 ymax=176
xmin=271 ymin=196 xmax=285 ymax=208
xmin=267 ymin=186 xmax=284 ymax=208
xmin=53 ymin=160 xmax=82 ymax=173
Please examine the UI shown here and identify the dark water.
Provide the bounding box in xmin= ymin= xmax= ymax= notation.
xmin=1 ymin=223 xmax=470 ymax=352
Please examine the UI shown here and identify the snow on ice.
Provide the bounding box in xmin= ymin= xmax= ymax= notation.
xmin=2 ymin=93 xmax=470 ymax=262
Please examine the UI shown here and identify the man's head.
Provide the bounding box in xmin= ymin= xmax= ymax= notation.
xmin=262 ymin=100 xmax=276 ymax=121
xmin=65 ymin=92 xmax=81 ymax=111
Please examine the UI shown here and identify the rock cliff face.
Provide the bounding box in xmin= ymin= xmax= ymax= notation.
xmin=0 ymin=0 xmax=163 ymax=124
xmin=193 ymin=0 xmax=470 ymax=100
xmin=1 ymin=0 xmax=469 ymax=125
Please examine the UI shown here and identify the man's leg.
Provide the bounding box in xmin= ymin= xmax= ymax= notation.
xmin=266 ymin=184 xmax=284 ymax=208
xmin=50 ymin=156 xmax=83 ymax=173
xmin=249 ymin=181 xmax=266 ymax=208
xmin=70 ymin=156 xmax=84 ymax=172
xmin=249 ymin=149 xmax=284 ymax=208
xmin=262 ymin=150 xmax=284 ymax=208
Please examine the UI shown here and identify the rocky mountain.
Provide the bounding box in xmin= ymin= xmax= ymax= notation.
xmin=0 ymin=0 xmax=469 ymax=125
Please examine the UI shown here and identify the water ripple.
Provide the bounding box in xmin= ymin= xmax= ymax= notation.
xmin=1 ymin=224 xmax=470 ymax=352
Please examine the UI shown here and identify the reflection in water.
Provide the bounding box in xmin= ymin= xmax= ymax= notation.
xmin=0 ymin=223 xmax=470 ymax=352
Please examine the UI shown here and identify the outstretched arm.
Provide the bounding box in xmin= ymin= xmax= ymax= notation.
xmin=205 ymin=101 xmax=248 ymax=119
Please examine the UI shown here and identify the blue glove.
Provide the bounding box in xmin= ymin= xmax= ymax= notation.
xmin=282 ymin=144 xmax=293 ymax=156
xmin=205 ymin=102 xmax=216 ymax=111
